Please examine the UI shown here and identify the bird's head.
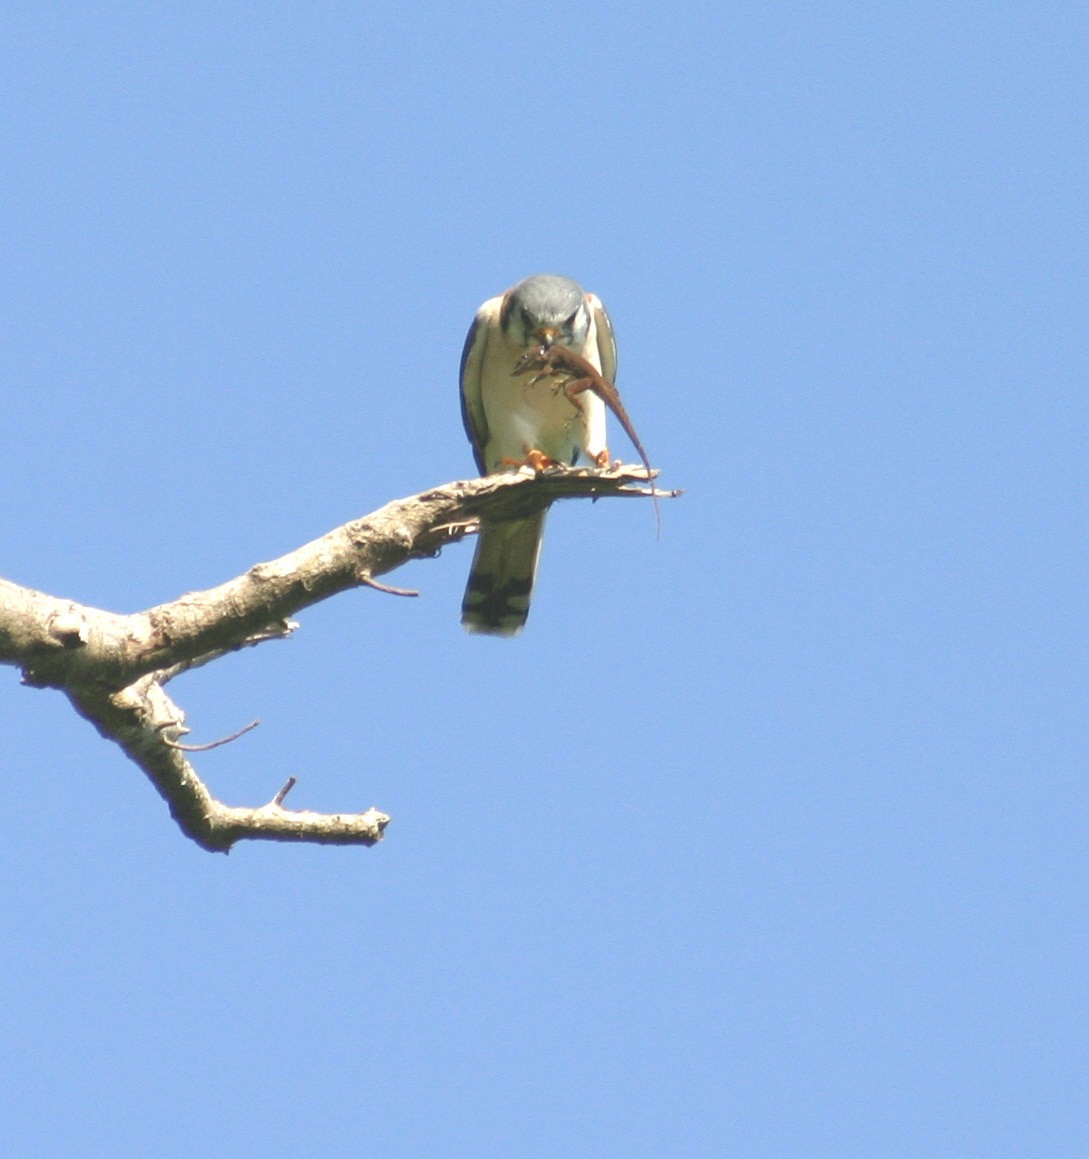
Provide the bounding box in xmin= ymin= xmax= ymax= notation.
xmin=500 ymin=274 xmax=590 ymax=351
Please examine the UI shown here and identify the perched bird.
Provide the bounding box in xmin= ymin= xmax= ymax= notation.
xmin=459 ymin=273 xmax=616 ymax=635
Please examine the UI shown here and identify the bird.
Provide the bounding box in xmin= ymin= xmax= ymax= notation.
xmin=459 ymin=273 xmax=616 ymax=636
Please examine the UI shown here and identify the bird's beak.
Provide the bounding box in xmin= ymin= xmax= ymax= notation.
xmin=536 ymin=326 xmax=559 ymax=350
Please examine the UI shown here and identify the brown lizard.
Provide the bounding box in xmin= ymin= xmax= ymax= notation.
xmin=512 ymin=343 xmax=660 ymax=531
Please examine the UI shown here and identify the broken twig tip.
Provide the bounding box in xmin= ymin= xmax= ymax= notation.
xmin=271 ymin=776 xmax=298 ymax=808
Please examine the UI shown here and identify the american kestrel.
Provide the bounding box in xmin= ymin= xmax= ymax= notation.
xmin=459 ymin=273 xmax=617 ymax=635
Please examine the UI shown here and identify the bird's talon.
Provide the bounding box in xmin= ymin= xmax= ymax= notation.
xmin=525 ymin=449 xmax=556 ymax=471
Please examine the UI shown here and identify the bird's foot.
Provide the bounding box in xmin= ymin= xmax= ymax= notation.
xmin=525 ymin=448 xmax=557 ymax=471
xmin=497 ymin=449 xmax=558 ymax=472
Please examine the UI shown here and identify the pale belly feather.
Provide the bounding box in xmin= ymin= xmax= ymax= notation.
xmin=479 ymin=346 xmax=608 ymax=472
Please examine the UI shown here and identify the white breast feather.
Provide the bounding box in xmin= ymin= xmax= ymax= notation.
xmin=478 ymin=315 xmax=607 ymax=472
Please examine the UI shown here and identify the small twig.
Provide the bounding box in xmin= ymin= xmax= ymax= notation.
xmin=271 ymin=776 xmax=297 ymax=808
xmin=162 ymin=718 xmax=261 ymax=752
xmin=359 ymin=574 xmax=419 ymax=597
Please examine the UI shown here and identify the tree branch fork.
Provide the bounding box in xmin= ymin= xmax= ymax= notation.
xmin=1 ymin=466 xmax=668 ymax=852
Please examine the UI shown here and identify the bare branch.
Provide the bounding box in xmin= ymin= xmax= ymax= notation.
xmin=67 ymin=678 xmax=388 ymax=853
xmin=5 ymin=465 xmax=664 ymax=692
xmin=0 ymin=465 xmax=671 ymax=851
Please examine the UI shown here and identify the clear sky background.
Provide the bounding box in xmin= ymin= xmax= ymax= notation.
xmin=1 ymin=4 xmax=1085 ymax=1156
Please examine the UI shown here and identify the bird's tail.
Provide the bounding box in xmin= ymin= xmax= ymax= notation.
xmin=461 ymin=512 xmax=547 ymax=636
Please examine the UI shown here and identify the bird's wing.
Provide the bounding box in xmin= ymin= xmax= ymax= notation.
xmin=588 ymin=292 xmax=618 ymax=384
xmin=459 ymin=295 xmax=503 ymax=474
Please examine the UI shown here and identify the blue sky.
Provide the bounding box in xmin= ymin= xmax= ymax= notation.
xmin=1 ymin=4 xmax=1085 ymax=1155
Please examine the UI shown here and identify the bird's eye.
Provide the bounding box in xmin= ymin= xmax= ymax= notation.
xmin=564 ymin=309 xmax=581 ymax=328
